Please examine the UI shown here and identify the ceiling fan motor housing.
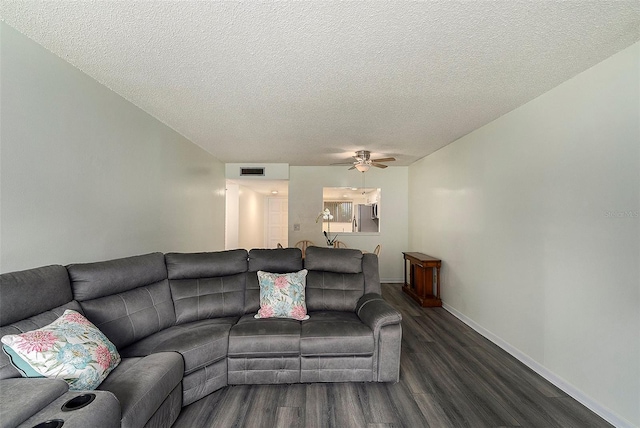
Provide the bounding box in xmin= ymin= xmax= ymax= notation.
xmin=355 ymin=150 xmax=371 ymax=161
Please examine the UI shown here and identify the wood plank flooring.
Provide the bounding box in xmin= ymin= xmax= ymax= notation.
xmin=173 ymin=284 xmax=611 ymax=428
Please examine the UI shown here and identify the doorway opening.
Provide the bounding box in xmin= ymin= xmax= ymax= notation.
xmin=225 ymin=179 xmax=289 ymax=250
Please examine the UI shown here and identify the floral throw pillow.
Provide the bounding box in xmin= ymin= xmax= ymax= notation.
xmin=1 ymin=309 xmax=120 ymax=390
xmin=255 ymin=269 xmax=309 ymax=320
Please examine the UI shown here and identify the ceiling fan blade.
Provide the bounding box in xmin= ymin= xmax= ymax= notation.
xmin=348 ymin=166 xmax=356 ymax=170
xmin=371 ymin=157 xmax=396 ymax=163
xmin=331 ymin=161 xmax=358 ymax=165
xmin=371 ymin=163 xmax=388 ymax=168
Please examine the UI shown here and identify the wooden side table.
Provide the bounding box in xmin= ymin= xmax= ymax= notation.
xmin=402 ymin=252 xmax=442 ymax=307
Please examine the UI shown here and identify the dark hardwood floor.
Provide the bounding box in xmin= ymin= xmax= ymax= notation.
xmin=173 ymin=283 xmax=611 ymax=427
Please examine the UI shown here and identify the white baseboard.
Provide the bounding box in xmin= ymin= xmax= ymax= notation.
xmin=442 ymin=303 xmax=635 ymax=428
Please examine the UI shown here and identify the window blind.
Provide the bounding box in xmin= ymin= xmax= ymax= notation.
xmin=323 ymin=201 xmax=353 ymax=223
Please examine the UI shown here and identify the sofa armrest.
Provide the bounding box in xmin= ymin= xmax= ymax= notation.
xmin=355 ymin=293 xmax=402 ymax=334
xmin=16 ymin=389 xmax=121 ymax=428
xmin=0 ymin=378 xmax=69 ymax=427
xmin=356 ymin=293 xmax=402 ymax=382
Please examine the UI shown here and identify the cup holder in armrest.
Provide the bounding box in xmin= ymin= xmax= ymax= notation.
xmin=61 ymin=393 xmax=96 ymax=412
xmin=32 ymin=420 xmax=64 ymax=428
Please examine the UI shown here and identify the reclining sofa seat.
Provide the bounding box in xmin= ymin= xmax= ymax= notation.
xmin=301 ymin=246 xmax=376 ymax=382
xmin=227 ymin=247 xmax=305 ymax=384
xmin=66 ymin=253 xmax=186 ymax=428
xmin=68 ymin=251 xmax=245 ymax=408
xmin=226 ymin=246 xmax=402 ymax=385
xmin=0 ymin=264 xmax=178 ymax=428
xmin=302 ymin=246 xmax=402 ymax=383
xmin=163 ymin=249 xmax=248 ymax=404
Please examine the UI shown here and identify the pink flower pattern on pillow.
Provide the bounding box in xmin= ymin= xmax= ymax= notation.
xmin=258 ymin=305 xmax=274 ymax=318
xmin=16 ymin=330 xmax=58 ymax=353
xmin=290 ymin=305 xmax=307 ymax=321
xmin=64 ymin=311 xmax=93 ymax=325
xmin=275 ymin=276 xmax=289 ymax=289
xmin=95 ymin=344 xmax=113 ymax=370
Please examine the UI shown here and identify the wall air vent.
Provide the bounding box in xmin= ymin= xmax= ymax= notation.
xmin=226 ymin=163 xmax=288 ymax=180
xmin=240 ymin=167 xmax=265 ymax=176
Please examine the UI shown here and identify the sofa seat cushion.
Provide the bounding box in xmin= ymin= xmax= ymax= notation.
xmin=228 ymin=314 xmax=301 ymax=358
xmin=119 ymin=317 xmax=237 ymax=375
xmin=301 ymin=311 xmax=374 ymax=357
xmin=98 ymin=353 xmax=183 ymax=428
xmin=0 ymin=378 xmax=68 ymax=427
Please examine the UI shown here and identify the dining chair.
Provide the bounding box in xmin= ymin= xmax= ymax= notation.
xmin=333 ymin=240 xmax=348 ymax=248
xmin=294 ymin=240 xmax=315 ymax=258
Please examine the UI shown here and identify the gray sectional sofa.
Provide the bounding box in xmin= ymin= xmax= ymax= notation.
xmin=0 ymin=246 xmax=402 ymax=428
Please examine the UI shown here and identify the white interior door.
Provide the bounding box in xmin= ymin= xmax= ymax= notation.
xmin=266 ymin=197 xmax=288 ymax=248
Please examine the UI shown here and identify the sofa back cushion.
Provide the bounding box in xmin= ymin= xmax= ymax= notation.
xmin=304 ymin=246 xmax=363 ymax=273
xmin=245 ymin=248 xmax=303 ymax=314
xmin=0 ymin=265 xmax=73 ymax=326
xmin=304 ymin=247 xmax=365 ymax=312
xmin=68 ymin=253 xmax=167 ymax=300
xmin=67 ymin=253 xmax=175 ymax=349
xmin=362 ymin=253 xmax=382 ymax=295
xmin=0 ymin=265 xmax=82 ymax=380
xmin=305 ymin=271 xmax=365 ymax=312
xmin=165 ymin=250 xmax=248 ymax=324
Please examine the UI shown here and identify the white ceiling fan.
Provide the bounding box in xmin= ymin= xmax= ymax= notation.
xmin=332 ymin=150 xmax=396 ymax=172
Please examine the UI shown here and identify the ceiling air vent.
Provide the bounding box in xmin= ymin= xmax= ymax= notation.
xmin=240 ymin=167 xmax=265 ymax=176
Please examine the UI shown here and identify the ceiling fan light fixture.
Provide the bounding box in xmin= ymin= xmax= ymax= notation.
xmin=331 ymin=150 xmax=395 ymax=171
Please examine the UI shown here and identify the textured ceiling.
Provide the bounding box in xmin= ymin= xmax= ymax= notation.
xmin=1 ymin=1 xmax=639 ymax=166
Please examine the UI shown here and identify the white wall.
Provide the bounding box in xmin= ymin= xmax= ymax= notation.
xmin=408 ymin=42 xmax=639 ymax=427
xmin=289 ymin=166 xmax=408 ymax=282
xmin=0 ymin=23 xmax=227 ymax=272
xmin=225 ymin=182 xmax=240 ymax=249
xmin=237 ymin=184 xmax=265 ymax=250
